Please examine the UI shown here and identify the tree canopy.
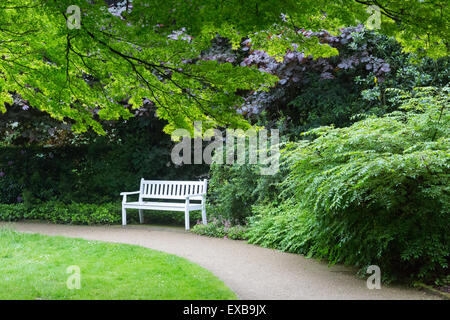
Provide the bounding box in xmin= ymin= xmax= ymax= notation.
xmin=0 ymin=0 xmax=448 ymax=133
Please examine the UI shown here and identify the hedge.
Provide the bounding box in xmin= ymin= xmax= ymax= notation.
xmin=0 ymin=202 xmax=202 ymax=226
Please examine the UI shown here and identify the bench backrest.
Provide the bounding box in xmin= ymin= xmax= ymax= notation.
xmin=139 ymin=179 xmax=207 ymax=202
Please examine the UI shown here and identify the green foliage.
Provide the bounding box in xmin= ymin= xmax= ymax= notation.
xmin=0 ymin=174 xmax=23 ymax=204
xmin=0 ymin=202 xmax=121 ymax=225
xmin=208 ymin=162 xmax=283 ymax=222
xmin=0 ymin=1 xmax=447 ymax=133
xmin=260 ymin=30 xmax=449 ymax=139
xmin=0 ymin=201 xmax=202 ymax=226
xmin=248 ymin=87 xmax=450 ymax=283
xmin=191 ymin=217 xmax=248 ymax=240
xmin=0 ymin=115 xmax=207 ymax=204
xmin=286 ymin=75 xmax=367 ymax=134
xmin=247 ymin=200 xmax=312 ymax=253
xmin=208 ymin=30 xmax=449 ymax=226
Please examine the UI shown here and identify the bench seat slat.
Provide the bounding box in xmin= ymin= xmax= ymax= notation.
xmin=124 ymin=202 xmax=202 ymax=211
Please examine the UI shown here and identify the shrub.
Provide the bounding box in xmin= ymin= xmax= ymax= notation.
xmin=0 ymin=202 xmax=202 ymax=226
xmin=191 ymin=217 xmax=248 ymax=240
xmin=0 ymin=203 xmax=26 ymax=221
xmin=0 ymin=202 xmax=122 ymax=225
xmin=208 ymin=154 xmax=285 ymax=223
xmin=248 ymin=87 xmax=450 ymax=283
xmin=247 ymin=200 xmax=313 ymax=253
xmin=0 ymin=174 xmax=22 ymax=204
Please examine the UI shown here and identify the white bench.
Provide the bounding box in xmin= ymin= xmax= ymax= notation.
xmin=120 ymin=179 xmax=208 ymax=230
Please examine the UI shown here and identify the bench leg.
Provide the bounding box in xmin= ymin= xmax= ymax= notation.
xmin=185 ymin=208 xmax=190 ymax=230
xmin=122 ymin=207 xmax=127 ymax=226
xmin=139 ymin=209 xmax=144 ymax=224
xmin=201 ymin=205 xmax=207 ymax=225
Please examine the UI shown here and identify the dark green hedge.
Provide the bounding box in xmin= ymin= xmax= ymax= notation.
xmin=0 ymin=202 xmax=202 ymax=226
xmin=0 ymin=116 xmax=207 ymax=205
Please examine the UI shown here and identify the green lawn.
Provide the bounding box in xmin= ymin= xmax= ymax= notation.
xmin=0 ymin=228 xmax=236 ymax=300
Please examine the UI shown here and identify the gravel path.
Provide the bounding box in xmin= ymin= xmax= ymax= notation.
xmin=2 ymin=221 xmax=439 ymax=300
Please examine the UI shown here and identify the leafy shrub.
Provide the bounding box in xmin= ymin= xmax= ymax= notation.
xmin=208 ymin=162 xmax=283 ymax=222
xmin=0 ymin=202 xmax=202 ymax=226
xmin=0 ymin=203 xmax=26 ymax=221
xmin=248 ymin=87 xmax=450 ymax=283
xmin=0 ymin=202 xmax=122 ymax=225
xmin=191 ymin=217 xmax=248 ymax=240
xmin=0 ymin=174 xmax=22 ymax=204
xmin=247 ymin=200 xmax=312 ymax=253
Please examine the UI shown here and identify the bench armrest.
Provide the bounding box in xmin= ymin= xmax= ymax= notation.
xmin=185 ymin=193 xmax=206 ymax=199
xmin=121 ymin=191 xmax=140 ymax=204
xmin=120 ymin=191 xmax=140 ymax=196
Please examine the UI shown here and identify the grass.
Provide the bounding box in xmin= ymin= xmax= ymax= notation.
xmin=0 ymin=228 xmax=237 ymax=300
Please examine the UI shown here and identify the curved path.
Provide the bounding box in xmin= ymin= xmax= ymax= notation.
xmin=2 ymin=222 xmax=438 ymax=300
